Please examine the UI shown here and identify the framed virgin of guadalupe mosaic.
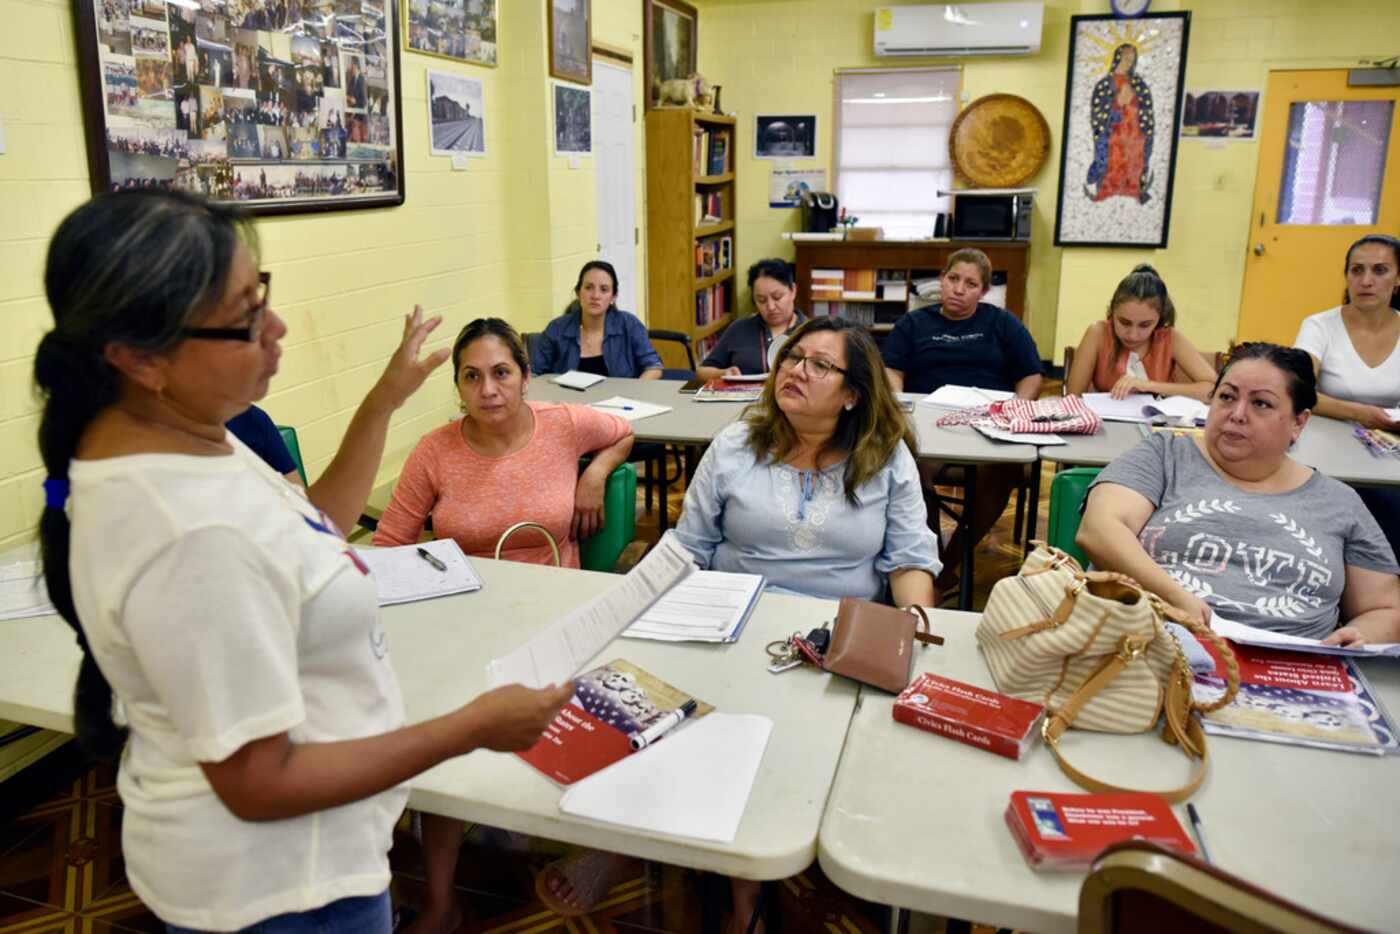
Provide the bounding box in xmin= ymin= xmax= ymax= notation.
xmin=77 ymin=0 xmax=406 ymax=215
xmin=1053 ymin=12 xmax=1190 ymax=248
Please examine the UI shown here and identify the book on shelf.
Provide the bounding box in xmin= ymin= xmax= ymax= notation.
xmin=694 ymin=191 xmax=723 ymax=226
xmin=842 ymin=268 xmax=877 ymax=299
xmin=697 ymin=332 xmax=721 ymax=357
xmin=692 ymin=126 xmax=731 ymax=177
xmin=831 ymin=302 xmax=875 ymax=325
xmin=893 ymin=672 xmax=1044 ymax=760
xmin=695 ymin=283 xmax=729 ymax=327
xmin=1004 ymin=791 xmax=1197 ymax=871
xmin=694 ymin=235 xmax=734 ymax=280
xmin=517 ymin=659 xmax=714 ymax=785
xmin=1191 ymin=642 xmax=1400 ymax=756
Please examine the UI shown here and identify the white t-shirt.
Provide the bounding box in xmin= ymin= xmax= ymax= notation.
xmin=68 ymin=437 xmax=408 ymax=930
xmin=1294 ymin=306 xmax=1400 ymax=407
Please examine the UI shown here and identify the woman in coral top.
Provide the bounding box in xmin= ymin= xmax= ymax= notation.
xmin=1066 ymin=264 xmax=1216 ymax=401
xmin=373 ymin=317 xmax=633 ymax=567
xmin=373 ymin=317 xmax=632 ymax=932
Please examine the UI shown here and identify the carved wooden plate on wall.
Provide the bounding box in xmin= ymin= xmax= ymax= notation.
xmin=949 ymin=94 xmax=1051 ymax=188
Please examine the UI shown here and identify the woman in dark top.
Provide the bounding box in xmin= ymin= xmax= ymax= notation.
xmin=882 ymin=247 xmax=1043 ymax=595
xmin=531 ymin=261 xmax=662 ymax=379
xmin=696 ymin=257 xmax=806 ymax=381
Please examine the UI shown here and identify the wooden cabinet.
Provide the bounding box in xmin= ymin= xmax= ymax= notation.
xmin=645 ymin=109 xmax=737 ymax=368
xmin=793 ymin=240 xmax=1030 ymax=335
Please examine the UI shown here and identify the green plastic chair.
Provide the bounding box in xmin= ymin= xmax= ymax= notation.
xmin=580 ymin=462 xmax=638 ymax=572
xmin=1046 ymin=467 xmax=1103 ymax=568
xmin=276 ymin=425 xmax=309 ymax=485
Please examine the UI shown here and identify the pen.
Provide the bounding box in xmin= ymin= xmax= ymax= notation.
xmin=1186 ymin=803 xmax=1212 ymax=864
xmin=629 ymin=699 xmax=697 ymax=751
xmin=416 ymin=546 xmax=447 ymax=572
xmin=593 ymin=403 xmax=635 ymax=411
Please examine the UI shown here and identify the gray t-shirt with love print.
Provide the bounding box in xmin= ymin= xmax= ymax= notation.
xmin=1090 ymin=433 xmax=1398 ymax=640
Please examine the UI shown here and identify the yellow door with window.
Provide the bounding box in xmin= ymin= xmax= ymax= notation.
xmin=1237 ymin=70 xmax=1400 ymax=346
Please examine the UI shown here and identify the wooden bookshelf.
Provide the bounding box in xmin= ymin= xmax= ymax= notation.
xmin=645 ymin=109 xmax=737 ymax=368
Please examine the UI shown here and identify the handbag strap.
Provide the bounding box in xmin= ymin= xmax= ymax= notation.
xmin=1041 ymin=635 xmax=1209 ymax=804
xmin=1151 ymin=600 xmax=1243 ymax=713
xmin=494 ymin=522 xmax=561 ymax=566
xmin=907 ymin=605 xmax=945 ymax=646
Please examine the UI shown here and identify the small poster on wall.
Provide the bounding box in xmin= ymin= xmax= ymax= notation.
xmin=755 ymin=114 xmax=816 ymax=159
xmin=554 ymin=82 xmax=592 ymax=155
xmin=1181 ymin=90 xmax=1260 ymax=139
xmin=768 ymin=168 xmax=826 ymax=207
xmin=427 ymin=70 xmax=485 ymax=156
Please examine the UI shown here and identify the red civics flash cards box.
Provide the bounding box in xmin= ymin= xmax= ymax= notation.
xmin=893 ymin=672 xmax=1045 ymax=760
xmin=1004 ymin=790 xmax=1197 ymax=871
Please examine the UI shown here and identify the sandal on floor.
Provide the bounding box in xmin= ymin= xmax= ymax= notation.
xmin=533 ymin=849 xmax=635 ymax=917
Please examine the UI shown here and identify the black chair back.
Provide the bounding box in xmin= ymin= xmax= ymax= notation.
xmin=648 ymin=328 xmax=697 ymax=379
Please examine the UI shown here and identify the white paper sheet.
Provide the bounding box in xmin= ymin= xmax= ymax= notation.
xmin=558 ymin=712 xmax=773 ymax=843
xmin=0 ymin=560 xmax=55 ymax=621
xmin=1143 ymin=395 xmax=1209 ymax=423
xmin=1211 ymin=614 xmax=1400 ymax=658
xmin=622 ymin=571 xmax=764 ymax=643
xmin=1384 ymin=406 xmax=1399 ymax=422
xmin=722 ymin=373 xmax=768 ymax=382
xmin=972 ymin=423 xmax=1067 ymax=446
xmin=1082 ymin=392 xmax=1157 ymax=422
xmin=486 ymin=534 xmax=696 ymax=689
xmin=589 ymin=396 xmax=673 ymax=422
xmin=919 ymin=385 xmax=1014 ymax=409
xmin=353 ymin=539 xmax=483 ymax=606
xmin=552 ymin=370 xmax=607 ymax=390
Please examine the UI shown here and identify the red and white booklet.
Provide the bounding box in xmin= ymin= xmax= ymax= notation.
xmin=516 ymin=659 xmax=712 ymax=785
xmin=1004 ymin=790 xmax=1197 ymax=871
xmin=893 ymin=672 xmax=1045 ymax=760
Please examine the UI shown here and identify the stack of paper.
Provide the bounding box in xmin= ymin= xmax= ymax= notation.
xmin=1143 ymin=396 xmax=1209 ymax=424
xmin=0 ymin=560 xmax=55 ymax=621
xmin=1210 ymin=614 xmax=1400 ymax=658
xmin=553 ymin=371 xmax=607 ymax=391
xmin=558 ymin=712 xmax=773 ymax=843
xmin=623 ymin=571 xmax=764 ymax=643
xmin=589 ymin=397 xmax=673 ymax=421
xmin=352 ymin=540 xmax=483 ymax=606
xmin=920 ymin=385 xmax=1014 ymax=408
xmin=1081 ymin=392 xmax=1157 ymax=422
xmin=972 ymin=424 xmax=1066 ymax=446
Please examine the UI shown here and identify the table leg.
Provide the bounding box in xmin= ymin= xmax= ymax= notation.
xmin=886 ymin=905 xmax=908 ymax=934
xmin=744 ymin=882 xmax=767 ymax=934
xmin=1024 ymin=458 xmax=1041 ymax=557
xmin=959 ymin=465 xmax=976 ymax=611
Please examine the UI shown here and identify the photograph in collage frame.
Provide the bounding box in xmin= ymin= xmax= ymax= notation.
xmin=79 ymin=0 xmax=405 ymax=214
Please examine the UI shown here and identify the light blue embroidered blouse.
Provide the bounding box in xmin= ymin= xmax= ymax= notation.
xmin=674 ymin=421 xmax=941 ymax=602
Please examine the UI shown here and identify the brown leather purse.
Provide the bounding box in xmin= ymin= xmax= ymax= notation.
xmin=823 ymin=598 xmax=944 ymax=693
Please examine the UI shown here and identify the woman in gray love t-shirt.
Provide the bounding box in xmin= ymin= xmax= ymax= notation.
xmin=1079 ymin=343 xmax=1400 ymax=645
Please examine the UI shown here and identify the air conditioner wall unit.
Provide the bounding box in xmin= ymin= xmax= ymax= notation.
xmin=874 ymin=3 xmax=1044 ymax=58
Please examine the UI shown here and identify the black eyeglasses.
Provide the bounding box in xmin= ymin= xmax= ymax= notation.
xmin=778 ymin=349 xmax=848 ymax=380
xmin=181 ymin=272 xmax=271 ymax=342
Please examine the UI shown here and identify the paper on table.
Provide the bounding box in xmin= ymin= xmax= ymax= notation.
xmin=1143 ymin=395 xmax=1209 ymax=423
xmin=1082 ymin=392 xmax=1157 ymax=422
xmin=622 ymin=570 xmax=764 ymax=643
xmin=972 ymin=423 xmax=1067 ymax=446
xmin=0 ymin=560 xmax=55 ymax=621
xmin=1385 ymin=406 xmax=1400 ymax=422
xmin=353 ymin=539 xmax=483 ymax=606
xmin=486 ymin=533 xmax=696 ymax=689
xmin=1211 ymin=613 xmax=1400 ymax=658
xmin=558 ymin=712 xmax=772 ymax=842
xmin=589 ymin=396 xmax=673 ymax=422
xmin=553 ymin=371 xmax=606 ymax=390
xmin=920 ymin=385 xmax=1015 ymax=408
xmin=723 ymin=373 xmax=768 ymax=382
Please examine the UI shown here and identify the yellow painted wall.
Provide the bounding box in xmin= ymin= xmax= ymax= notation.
xmin=693 ymin=0 xmax=1400 ymax=365
xmin=0 ymin=0 xmax=648 ymax=551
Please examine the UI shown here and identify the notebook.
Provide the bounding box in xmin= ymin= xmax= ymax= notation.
xmin=558 ymin=712 xmax=772 ymax=843
xmin=552 ymin=370 xmax=607 ymax=391
xmin=352 ymin=539 xmax=483 ymax=606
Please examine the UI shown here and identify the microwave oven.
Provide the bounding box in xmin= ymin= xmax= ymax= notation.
xmin=948 ymin=190 xmax=1033 ymax=241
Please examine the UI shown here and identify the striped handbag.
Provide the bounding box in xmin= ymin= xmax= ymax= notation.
xmin=976 ymin=543 xmax=1240 ymax=802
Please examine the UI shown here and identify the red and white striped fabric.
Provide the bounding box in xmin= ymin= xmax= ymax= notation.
xmin=989 ymin=395 xmax=1102 ymax=435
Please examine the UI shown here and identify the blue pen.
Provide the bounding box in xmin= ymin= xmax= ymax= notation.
xmin=594 ymin=403 xmax=635 ymax=411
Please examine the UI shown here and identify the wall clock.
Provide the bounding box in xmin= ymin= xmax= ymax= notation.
xmin=1111 ymin=0 xmax=1152 ymax=17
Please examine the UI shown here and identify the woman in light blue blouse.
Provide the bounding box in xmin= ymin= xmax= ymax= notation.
xmin=676 ymin=316 xmax=940 ymax=607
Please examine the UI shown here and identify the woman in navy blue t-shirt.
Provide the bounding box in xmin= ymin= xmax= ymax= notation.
xmin=882 ymin=248 xmax=1043 ymax=596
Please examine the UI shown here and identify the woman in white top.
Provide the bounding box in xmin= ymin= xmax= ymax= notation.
xmin=1293 ymin=234 xmax=1400 ymax=430
xmin=35 ymin=190 xmax=571 ymax=934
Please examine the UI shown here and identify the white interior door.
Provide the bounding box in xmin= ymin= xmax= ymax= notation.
xmin=593 ymin=60 xmax=638 ymax=315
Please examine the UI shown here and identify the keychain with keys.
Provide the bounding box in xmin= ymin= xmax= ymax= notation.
xmin=766 ymin=636 xmax=803 ymax=674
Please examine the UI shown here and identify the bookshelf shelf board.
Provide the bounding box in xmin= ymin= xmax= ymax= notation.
xmin=693 ymin=113 xmax=737 ymax=127
xmin=695 ymin=173 xmax=735 ymax=185
xmin=695 ymin=313 xmax=735 ymax=340
xmin=695 ymin=220 xmax=735 ymax=237
xmin=695 ymin=269 xmax=735 ymax=291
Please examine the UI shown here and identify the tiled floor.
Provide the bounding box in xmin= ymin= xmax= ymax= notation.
xmin=1 ymin=410 xmax=1056 ymax=934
